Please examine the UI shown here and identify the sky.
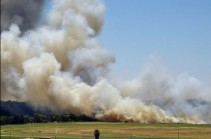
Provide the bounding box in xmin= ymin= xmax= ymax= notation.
xmin=44 ymin=0 xmax=211 ymax=83
xmin=98 ymin=0 xmax=211 ymax=83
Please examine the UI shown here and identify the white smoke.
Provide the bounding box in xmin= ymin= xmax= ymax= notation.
xmin=1 ymin=0 xmax=211 ymax=124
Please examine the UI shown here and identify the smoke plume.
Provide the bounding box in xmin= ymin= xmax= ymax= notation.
xmin=1 ymin=0 xmax=211 ymax=124
xmin=1 ymin=0 xmax=44 ymax=32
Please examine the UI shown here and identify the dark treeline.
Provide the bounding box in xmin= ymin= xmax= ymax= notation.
xmin=1 ymin=113 xmax=97 ymax=125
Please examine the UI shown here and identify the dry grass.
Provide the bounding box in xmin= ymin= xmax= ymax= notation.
xmin=1 ymin=122 xmax=211 ymax=138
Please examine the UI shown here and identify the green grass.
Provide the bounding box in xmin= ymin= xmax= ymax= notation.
xmin=1 ymin=122 xmax=211 ymax=139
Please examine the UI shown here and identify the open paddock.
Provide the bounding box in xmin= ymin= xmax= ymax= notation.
xmin=1 ymin=122 xmax=211 ymax=139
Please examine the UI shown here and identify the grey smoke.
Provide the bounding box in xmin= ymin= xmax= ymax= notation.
xmin=1 ymin=0 xmax=211 ymax=124
xmin=1 ymin=0 xmax=44 ymax=32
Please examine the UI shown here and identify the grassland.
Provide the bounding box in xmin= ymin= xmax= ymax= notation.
xmin=1 ymin=122 xmax=211 ymax=139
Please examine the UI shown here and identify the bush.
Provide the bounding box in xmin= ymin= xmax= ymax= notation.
xmin=94 ymin=129 xmax=100 ymax=135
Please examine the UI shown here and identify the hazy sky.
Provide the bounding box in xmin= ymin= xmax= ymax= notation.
xmin=44 ymin=0 xmax=211 ymax=83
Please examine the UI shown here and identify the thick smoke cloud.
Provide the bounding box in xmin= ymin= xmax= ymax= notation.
xmin=1 ymin=0 xmax=211 ymax=124
xmin=1 ymin=0 xmax=44 ymax=32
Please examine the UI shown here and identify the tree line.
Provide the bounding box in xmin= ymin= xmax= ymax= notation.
xmin=1 ymin=113 xmax=96 ymax=125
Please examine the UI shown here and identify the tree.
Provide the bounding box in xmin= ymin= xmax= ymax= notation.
xmin=54 ymin=114 xmax=61 ymax=122
xmin=24 ymin=115 xmax=30 ymax=123
xmin=34 ymin=113 xmax=48 ymax=123
xmin=49 ymin=114 xmax=55 ymax=122
xmin=61 ymin=114 xmax=69 ymax=122
xmin=69 ymin=114 xmax=77 ymax=122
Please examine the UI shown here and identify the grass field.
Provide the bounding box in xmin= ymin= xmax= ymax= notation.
xmin=1 ymin=122 xmax=211 ymax=139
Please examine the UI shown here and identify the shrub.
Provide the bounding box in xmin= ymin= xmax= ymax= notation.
xmin=94 ymin=129 xmax=100 ymax=135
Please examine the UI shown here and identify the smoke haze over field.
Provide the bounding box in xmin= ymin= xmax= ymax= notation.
xmin=1 ymin=0 xmax=211 ymax=124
